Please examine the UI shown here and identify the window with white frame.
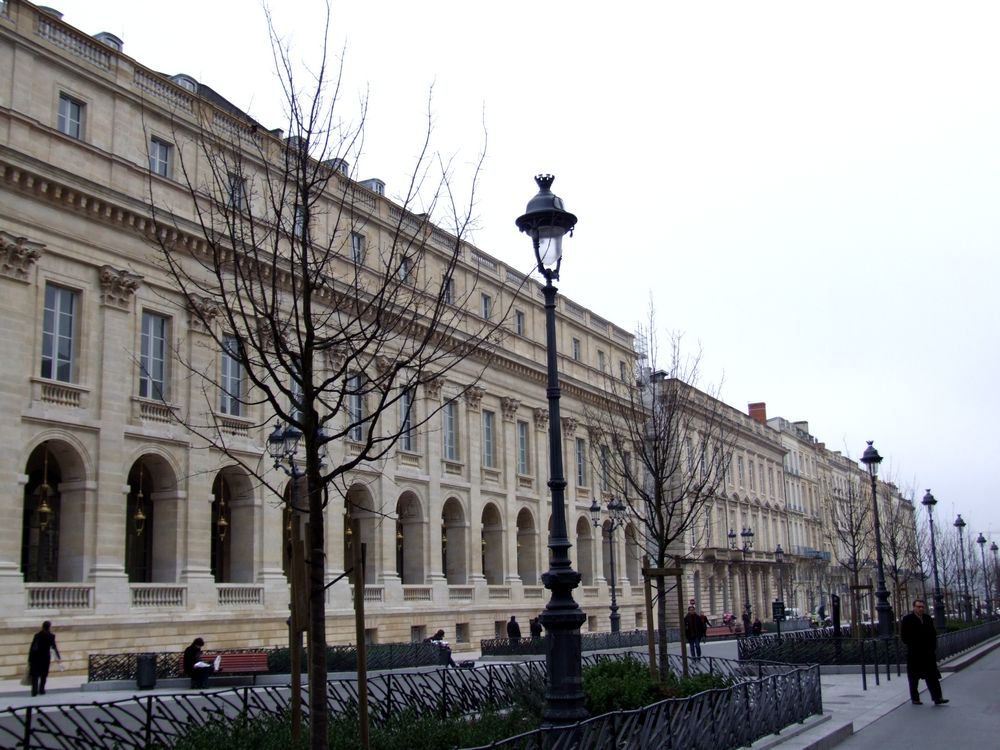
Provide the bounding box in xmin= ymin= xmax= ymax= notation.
xmin=737 ymin=456 xmax=745 ymax=485
xmin=41 ymin=283 xmax=78 ymax=383
xmin=482 ymin=409 xmax=496 ymax=468
xmin=597 ymin=350 xmax=606 ymax=372
xmin=480 ymin=292 xmax=492 ymax=320
xmin=398 ymin=256 xmax=412 ymax=283
xmin=219 ymin=335 xmax=244 ymax=416
xmin=139 ymin=311 xmax=169 ymax=400
xmin=227 ymin=172 xmax=248 ymax=211
xmin=572 ymin=338 xmax=581 ymax=361
xmin=350 ymin=232 xmax=365 ymax=264
xmin=749 ymin=461 xmax=755 ymax=491
xmin=442 ymin=276 xmax=454 ymax=304
xmin=57 ymin=93 xmax=84 ymax=139
xmin=576 ymin=438 xmax=587 ymax=486
xmin=517 ymin=420 xmax=530 ymax=475
xmin=293 ymin=204 xmax=307 ymax=238
xmin=399 ymin=388 xmax=415 ymax=452
xmin=443 ymin=400 xmax=459 ymax=461
xmin=515 ymin=309 xmax=525 ymax=336
xmin=149 ymin=137 xmax=172 ymax=177
xmin=347 ymin=373 xmax=364 ymax=441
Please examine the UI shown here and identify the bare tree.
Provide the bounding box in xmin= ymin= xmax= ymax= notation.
xmin=585 ymin=306 xmax=733 ymax=677
xmin=880 ymin=481 xmax=918 ymax=623
xmin=827 ymin=473 xmax=874 ymax=627
xmin=140 ymin=7 xmax=502 ymax=746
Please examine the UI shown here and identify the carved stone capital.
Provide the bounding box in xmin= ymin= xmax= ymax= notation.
xmin=424 ymin=377 xmax=444 ymax=401
xmin=500 ymin=397 xmax=520 ymax=421
xmin=0 ymin=231 xmax=43 ymax=283
xmin=561 ymin=417 xmax=578 ymax=436
xmin=463 ymin=385 xmax=486 ymax=412
xmin=188 ymin=294 xmax=221 ymax=334
xmin=98 ymin=265 xmax=142 ymax=309
xmin=533 ymin=408 xmax=549 ymax=432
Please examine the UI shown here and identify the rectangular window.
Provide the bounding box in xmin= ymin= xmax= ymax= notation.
xmin=149 ymin=137 xmax=171 ymax=177
xmin=289 ymin=368 xmax=304 ymax=423
xmin=220 ymin=335 xmax=243 ymax=416
xmin=57 ymin=93 xmax=84 ymax=139
xmin=619 ymin=360 xmax=627 ymax=382
xmin=572 ymin=338 xmax=581 ymax=361
xmin=597 ymin=350 xmax=606 ymax=372
xmin=350 ymin=232 xmax=365 ymax=264
xmin=443 ymin=400 xmax=459 ymax=461
xmin=442 ymin=276 xmax=454 ymax=304
xmin=399 ymin=388 xmax=414 ymax=452
xmin=482 ymin=410 xmax=496 ymax=468
xmin=398 ymin=256 xmax=412 ymax=282
xmin=737 ymin=456 xmax=745 ymax=485
xmin=41 ymin=284 xmax=78 ymax=382
xmin=227 ymin=172 xmax=248 ymax=211
xmin=576 ymin=438 xmax=587 ymax=486
xmin=749 ymin=461 xmax=756 ymax=491
xmin=139 ymin=311 xmax=168 ymax=400
xmin=481 ymin=293 xmax=492 ymax=320
xmin=517 ymin=420 xmax=530 ymax=475
xmin=515 ymin=309 xmax=525 ymax=336
xmin=347 ymin=373 xmax=364 ymax=442
xmin=293 ymin=205 xmax=307 ymax=238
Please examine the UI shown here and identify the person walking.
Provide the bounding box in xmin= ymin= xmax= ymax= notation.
xmin=683 ymin=606 xmax=704 ymax=660
xmin=506 ymin=616 xmax=522 ymax=643
xmin=27 ymin=621 xmax=61 ymax=696
xmin=529 ymin=617 xmax=543 ymax=639
xmin=900 ymin=599 xmax=948 ymax=705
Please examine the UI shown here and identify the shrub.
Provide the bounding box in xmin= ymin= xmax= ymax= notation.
xmin=582 ymin=657 xmax=658 ymax=714
xmin=658 ymin=670 xmax=733 ymax=699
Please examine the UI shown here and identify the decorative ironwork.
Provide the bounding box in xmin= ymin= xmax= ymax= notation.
xmin=5 ymin=653 xmax=821 ymax=749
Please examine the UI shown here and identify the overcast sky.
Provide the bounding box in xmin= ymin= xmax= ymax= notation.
xmin=55 ymin=1 xmax=1000 ymax=541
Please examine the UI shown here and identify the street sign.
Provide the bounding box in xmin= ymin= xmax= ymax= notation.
xmin=772 ymin=600 xmax=786 ymax=621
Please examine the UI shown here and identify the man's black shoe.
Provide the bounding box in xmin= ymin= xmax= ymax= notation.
xmin=933 ymin=699 xmax=949 ymax=705
xmin=911 ymin=700 xmax=923 ymax=705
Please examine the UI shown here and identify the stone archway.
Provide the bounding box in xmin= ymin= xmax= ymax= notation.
xmin=124 ymin=452 xmax=179 ymax=583
xmin=210 ymin=466 xmax=254 ymax=583
xmin=442 ymin=497 xmax=467 ymax=584
xmin=481 ymin=503 xmax=504 ymax=585
xmin=516 ymin=508 xmax=538 ymax=585
xmin=345 ymin=484 xmax=377 ymax=584
xmin=576 ymin=515 xmax=594 ymax=586
xmin=395 ymin=491 xmax=424 ymax=584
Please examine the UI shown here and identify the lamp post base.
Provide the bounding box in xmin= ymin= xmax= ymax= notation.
xmin=539 ymin=569 xmax=588 ymax=724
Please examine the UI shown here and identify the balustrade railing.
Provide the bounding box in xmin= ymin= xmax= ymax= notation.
xmin=26 ymin=583 xmax=94 ymax=610
xmin=130 ymin=585 xmax=185 ymax=608
xmin=402 ymin=585 xmax=433 ymax=602
xmin=216 ymin=584 xmax=263 ymax=607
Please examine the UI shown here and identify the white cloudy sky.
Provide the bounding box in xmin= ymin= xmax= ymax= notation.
xmin=55 ymin=1 xmax=1000 ymax=539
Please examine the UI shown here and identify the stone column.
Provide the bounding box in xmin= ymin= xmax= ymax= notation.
xmin=501 ymin=397 xmax=522 ymax=593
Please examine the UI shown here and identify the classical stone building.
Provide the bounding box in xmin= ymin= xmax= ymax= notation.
xmin=0 ymin=0 xmax=644 ymax=677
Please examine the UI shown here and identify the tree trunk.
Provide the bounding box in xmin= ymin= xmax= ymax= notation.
xmin=307 ymin=451 xmax=328 ymax=749
xmin=655 ymin=575 xmax=670 ymax=678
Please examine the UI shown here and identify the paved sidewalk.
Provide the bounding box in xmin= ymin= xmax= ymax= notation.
xmin=753 ymin=636 xmax=1000 ymax=750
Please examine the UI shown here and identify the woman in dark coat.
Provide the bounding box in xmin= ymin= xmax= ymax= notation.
xmin=28 ymin=621 xmax=61 ymax=696
xmin=183 ymin=637 xmax=214 ymax=688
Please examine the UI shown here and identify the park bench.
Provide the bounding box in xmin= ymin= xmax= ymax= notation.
xmin=179 ymin=651 xmax=270 ymax=685
xmin=705 ymin=626 xmax=735 ymax=638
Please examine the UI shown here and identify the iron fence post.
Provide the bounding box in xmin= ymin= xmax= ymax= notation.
xmin=22 ymin=705 xmax=31 ymax=749
xmin=386 ymin=672 xmax=394 ymax=717
xmin=144 ymin=694 xmax=153 ymax=748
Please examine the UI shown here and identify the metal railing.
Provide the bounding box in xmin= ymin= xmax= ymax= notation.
xmin=5 ymin=653 xmax=820 ymax=749
xmin=481 ymin=629 xmax=670 ymax=657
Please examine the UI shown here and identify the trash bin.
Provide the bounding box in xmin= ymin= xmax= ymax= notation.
xmin=136 ymin=653 xmax=157 ymax=690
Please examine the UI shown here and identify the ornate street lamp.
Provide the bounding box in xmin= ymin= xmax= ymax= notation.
xmin=991 ymin=541 xmax=999 ymax=618
xmin=976 ymin=533 xmax=991 ymax=619
xmin=774 ymin=544 xmax=785 ymax=639
xmin=729 ymin=527 xmax=753 ymax=621
xmin=860 ymin=441 xmax=893 ymax=640
xmin=590 ymin=496 xmax=627 ymax=633
xmin=516 ymin=174 xmax=586 ymax=724
xmin=921 ymin=490 xmax=946 ymax=629
xmin=954 ymin=514 xmax=972 ymax=622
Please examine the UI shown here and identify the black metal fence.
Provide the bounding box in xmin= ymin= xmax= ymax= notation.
xmin=936 ymin=619 xmax=1000 ymax=660
xmin=480 ymin=629 xmax=656 ymax=657
xmin=462 ymin=655 xmax=823 ymax=750
xmin=1 ymin=653 xmax=821 ymax=748
xmin=87 ymin=642 xmax=444 ymax=682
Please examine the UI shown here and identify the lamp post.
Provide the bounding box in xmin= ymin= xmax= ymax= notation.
xmin=860 ymin=441 xmax=893 ymax=640
xmin=976 ymin=533 xmax=991 ymax=620
xmin=991 ymin=542 xmax=999 ymax=618
xmin=774 ymin=544 xmax=785 ymax=639
xmin=729 ymin=527 xmax=754 ymax=621
xmin=921 ymin=490 xmax=946 ymax=629
xmin=516 ymin=174 xmax=586 ymax=724
xmin=954 ymin=515 xmax=972 ymax=622
xmin=590 ymin=496 xmax=626 ymax=633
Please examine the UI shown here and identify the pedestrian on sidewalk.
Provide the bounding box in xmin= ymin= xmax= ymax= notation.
xmin=506 ymin=616 xmax=521 ymax=644
xmin=182 ymin=638 xmax=216 ymax=689
xmin=529 ymin=617 xmax=543 ymax=639
xmin=27 ymin=621 xmax=61 ymax=696
xmin=683 ymin=606 xmax=704 ymax=659
xmin=900 ymin=599 xmax=948 ymax=705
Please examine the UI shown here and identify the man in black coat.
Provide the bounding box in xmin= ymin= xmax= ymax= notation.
xmin=506 ymin=616 xmax=522 ymax=644
xmin=899 ymin=599 xmax=948 ymax=705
